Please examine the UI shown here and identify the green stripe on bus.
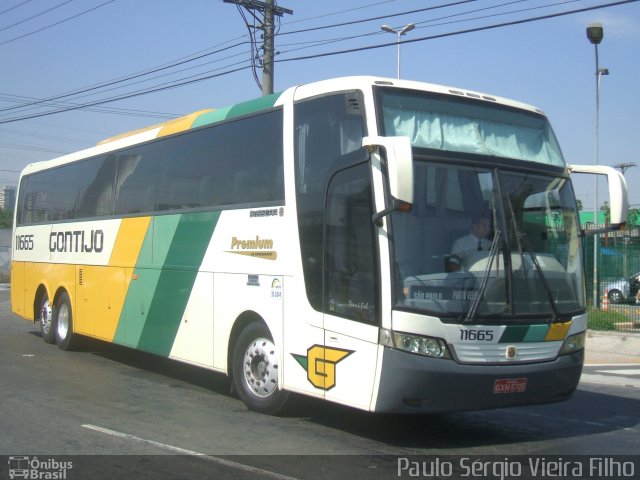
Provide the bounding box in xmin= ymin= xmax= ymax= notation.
xmin=136 ymin=211 xmax=220 ymax=356
xmin=226 ymin=92 xmax=281 ymax=118
xmin=191 ymin=93 xmax=281 ymax=129
xmin=113 ymin=215 xmax=181 ymax=347
xmin=499 ymin=325 xmax=528 ymax=343
xmin=191 ymin=106 xmax=232 ymax=128
xmin=499 ymin=324 xmax=550 ymax=343
xmin=523 ymin=324 xmax=549 ymax=342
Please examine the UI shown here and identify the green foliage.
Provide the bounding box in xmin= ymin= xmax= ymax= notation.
xmin=587 ymin=306 xmax=631 ymax=331
xmin=0 ymin=209 xmax=12 ymax=229
xmin=628 ymin=208 xmax=640 ymax=226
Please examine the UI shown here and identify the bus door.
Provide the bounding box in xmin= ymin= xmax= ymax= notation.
xmin=320 ymin=163 xmax=380 ymax=411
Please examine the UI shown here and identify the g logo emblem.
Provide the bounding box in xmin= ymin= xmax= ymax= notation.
xmin=292 ymin=345 xmax=353 ymax=390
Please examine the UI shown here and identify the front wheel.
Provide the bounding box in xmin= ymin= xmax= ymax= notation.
xmin=608 ymin=289 xmax=624 ymax=304
xmin=232 ymin=321 xmax=289 ymax=415
xmin=54 ymin=291 xmax=81 ymax=351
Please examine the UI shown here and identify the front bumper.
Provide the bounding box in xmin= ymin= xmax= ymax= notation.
xmin=374 ymin=346 xmax=583 ymax=413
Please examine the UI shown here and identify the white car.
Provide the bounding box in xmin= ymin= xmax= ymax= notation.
xmin=602 ymin=272 xmax=640 ymax=304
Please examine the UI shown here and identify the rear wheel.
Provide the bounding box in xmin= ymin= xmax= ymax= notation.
xmin=232 ymin=321 xmax=289 ymax=414
xmin=54 ymin=291 xmax=81 ymax=351
xmin=37 ymin=291 xmax=55 ymax=344
xmin=608 ymin=289 xmax=624 ymax=304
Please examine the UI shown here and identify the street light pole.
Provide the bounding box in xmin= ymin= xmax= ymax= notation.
xmin=381 ymin=23 xmax=415 ymax=78
xmin=586 ymin=23 xmax=609 ymax=308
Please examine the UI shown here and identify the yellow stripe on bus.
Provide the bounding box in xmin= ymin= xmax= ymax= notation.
xmin=545 ymin=321 xmax=572 ymax=341
xmin=109 ymin=217 xmax=151 ymax=267
xmin=85 ymin=217 xmax=152 ymax=341
xmin=157 ymin=109 xmax=214 ymax=138
xmin=96 ymin=109 xmax=214 ymax=145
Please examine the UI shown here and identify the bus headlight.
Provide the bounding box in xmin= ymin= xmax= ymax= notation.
xmin=380 ymin=329 xmax=451 ymax=359
xmin=559 ymin=331 xmax=586 ymax=355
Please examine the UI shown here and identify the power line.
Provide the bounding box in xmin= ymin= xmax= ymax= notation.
xmin=0 ymin=0 xmax=36 ymax=17
xmin=278 ymin=0 xmax=478 ymax=35
xmin=276 ymin=0 xmax=530 ymax=52
xmin=280 ymin=0 xmax=397 ymax=26
xmin=0 ymin=93 xmax=180 ymax=119
xmin=0 ymin=64 xmax=252 ymax=124
xmin=274 ymin=0 xmax=575 ymax=54
xmin=0 ymin=41 xmax=248 ymax=115
xmin=1 ymin=0 xmax=637 ymax=124
xmin=276 ymin=0 xmax=640 ymax=63
xmin=0 ymin=1 xmax=393 ymax=115
xmin=0 ymin=0 xmax=74 ymax=33
xmin=0 ymin=0 xmax=115 ymax=47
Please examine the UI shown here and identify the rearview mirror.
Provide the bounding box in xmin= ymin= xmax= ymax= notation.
xmin=569 ymin=164 xmax=629 ymax=234
xmin=362 ymin=136 xmax=413 ymax=226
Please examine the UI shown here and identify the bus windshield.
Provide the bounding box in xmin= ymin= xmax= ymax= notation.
xmin=378 ymin=88 xmax=565 ymax=167
xmin=391 ymin=162 xmax=585 ymax=320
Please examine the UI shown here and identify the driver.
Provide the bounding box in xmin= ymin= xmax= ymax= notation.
xmin=451 ymin=212 xmax=491 ymax=262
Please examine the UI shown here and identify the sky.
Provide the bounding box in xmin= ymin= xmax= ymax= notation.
xmin=1 ymin=0 xmax=639 ymax=211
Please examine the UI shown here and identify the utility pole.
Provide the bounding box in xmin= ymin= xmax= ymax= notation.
xmin=224 ymin=0 xmax=292 ymax=96
xmin=613 ymin=162 xmax=637 ymax=175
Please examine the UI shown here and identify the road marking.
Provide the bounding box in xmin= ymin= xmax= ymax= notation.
xmin=585 ymin=363 xmax=640 ymax=367
xmin=594 ymin=369 xmax=640 ymax=375
xmin=580 ymin=373 xmax=640 ymax=389
xmin=82 ymin=424 xmax=299 ymax=480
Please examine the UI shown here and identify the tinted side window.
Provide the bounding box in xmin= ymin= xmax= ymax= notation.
xmin=325 ymin=163 xmax=378 ymax=323
xmin=294 ymin=92 xmax=367 ymax=311
xmin=17 ymin=109 xmax=284 ymax=224
xmin=18 ymin=155 xmax=116 ymax=224
xmin=114 ymin=109 xmax=284 ymax=215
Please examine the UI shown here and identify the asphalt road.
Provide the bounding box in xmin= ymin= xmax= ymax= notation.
xmin=1 ymin=288 xmax=639 ymax=479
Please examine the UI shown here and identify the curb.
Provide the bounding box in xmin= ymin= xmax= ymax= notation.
xmin=585 ymin=329 xmax=640 ymax=365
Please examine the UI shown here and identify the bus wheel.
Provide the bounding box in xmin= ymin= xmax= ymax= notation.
xmin=232 ymin=322 xmax=289 ymax=415
xmin=37 ymin=292 xmax=55 ymax=344
xmin=53 ymin=291 xmax=81 ymax=351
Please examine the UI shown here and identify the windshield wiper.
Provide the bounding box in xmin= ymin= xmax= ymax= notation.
xmin=464 ymin=230 xmax=502 ymax=323
xmin=506 ymin=196 xmax=559 ymax=322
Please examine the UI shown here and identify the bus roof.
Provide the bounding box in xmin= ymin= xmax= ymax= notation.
xmin=19 ymin=76 xmax=546 ymax=178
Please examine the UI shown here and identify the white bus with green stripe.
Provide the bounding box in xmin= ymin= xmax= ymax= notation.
xmin=12 ymin=76 xmax=628 ymax=414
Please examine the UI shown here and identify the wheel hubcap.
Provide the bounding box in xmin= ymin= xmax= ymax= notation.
xmin=56 ymin=303 xmax=69 ymax=340
xmin=243 ymin=337 xmax=279 ymax=398
xmin=40 ymin=299 xmax=52 ymax=335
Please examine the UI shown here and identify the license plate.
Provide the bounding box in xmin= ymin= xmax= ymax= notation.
xmin=493 ymin=378 xmax=527 ymax=394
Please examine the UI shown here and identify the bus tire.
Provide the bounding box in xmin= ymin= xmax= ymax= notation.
xmin=53 ymin=291 xmax=81 ymax=351
xmin=232 ymin=321 xmax=289 ymax=415
xmin=37 ymin=291 xmax=56 ymax=344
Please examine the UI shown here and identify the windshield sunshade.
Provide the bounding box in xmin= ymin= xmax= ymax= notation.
xmin=379 ymin=89 xmax=565 ymax=167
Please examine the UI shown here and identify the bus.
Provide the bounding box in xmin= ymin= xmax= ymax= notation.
xmin=11 ymin=76 xmax=628 ymax=414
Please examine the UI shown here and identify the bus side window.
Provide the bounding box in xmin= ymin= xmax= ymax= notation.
xmin=324 ymin=163 xmax=377 ymax=324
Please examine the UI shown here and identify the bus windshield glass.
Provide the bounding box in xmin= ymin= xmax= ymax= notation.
xmin=378 ymin=88 xmax=565 ymax=167
xmin=391 ymin=162 xmax=585 ymax=320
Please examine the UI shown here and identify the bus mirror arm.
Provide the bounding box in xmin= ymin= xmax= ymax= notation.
xmin=362 ymin=136 xmax=414 ymax=226
xmin=372 ymin=199 xmax=412 ymax=227
xmin=568 ymin=164 xmax=629 ymax=235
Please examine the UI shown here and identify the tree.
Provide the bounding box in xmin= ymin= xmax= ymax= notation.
xmin=0 ymin=209 xmax=12 ymax=229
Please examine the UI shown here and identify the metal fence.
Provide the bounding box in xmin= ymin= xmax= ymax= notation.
xmin=583 ymin=226 xmax=640 ymax=332
xmin=0 ymin=229 xmax=10 ymax=283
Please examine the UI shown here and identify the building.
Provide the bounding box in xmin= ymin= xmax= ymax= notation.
xmin=0 ymin=185 xmax=16 ymax=212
